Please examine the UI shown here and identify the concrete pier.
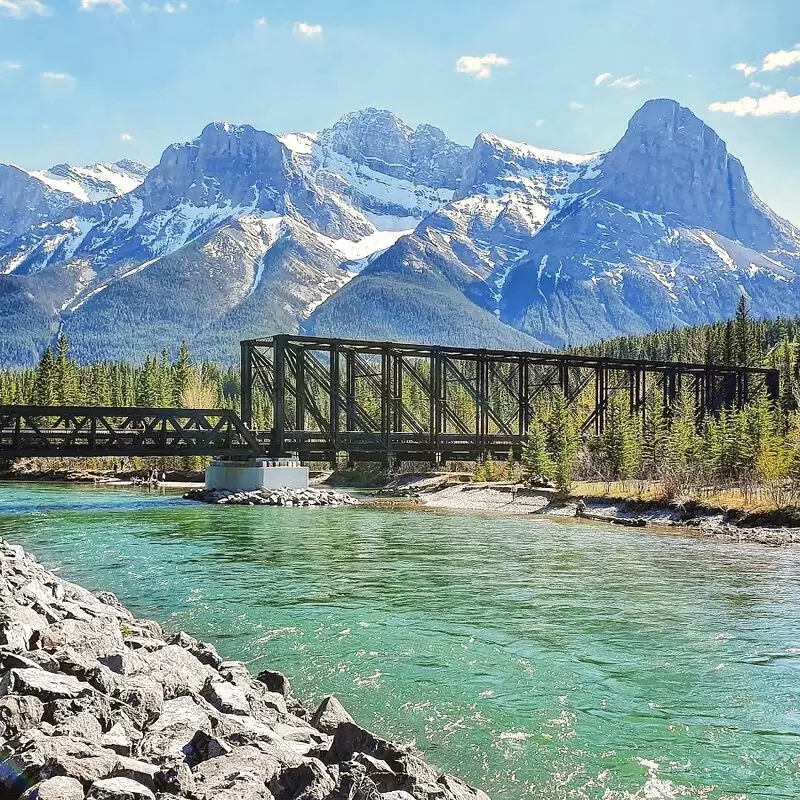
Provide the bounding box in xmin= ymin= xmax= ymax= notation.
xmin=205 ymin=458 xmax=309 ymax=492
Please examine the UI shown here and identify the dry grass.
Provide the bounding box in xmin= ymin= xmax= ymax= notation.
xmin=572 ymin=479 xmax=799 ymax=513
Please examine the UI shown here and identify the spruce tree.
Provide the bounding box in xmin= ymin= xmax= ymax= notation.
xmin=521 ymin=418 xmax=554 ymax=483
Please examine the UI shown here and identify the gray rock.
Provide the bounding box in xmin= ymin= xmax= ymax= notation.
xmin=139 ymin=645 xmax=214 ymax=698
xmin=19 ymin=776 xmax=86 ymax=800
xmin=310 ymin=695 xmax=354 ymax=735
xmin=38 ymin=618 xmax=125 ymax=661
xmin=154 ymin=761 xmax=195 ymax=796
xmin=255 ymin=670 xmax=292 ymax=700
xmin=169 ymin=632 xmax=222 ymax=669
xmin=192 ymin=745 xmax=282 ymax=800
xmin=269 ymin=758 xmax=336 ymax=800
xmin=101 ymin=722 xmax=133 ymax=756
xmin=202 ymin=681 xmax=250 ymax=716
xmin=53 ymin=710 xmax=104 ymax=744
xmin=139 ymin=695 xmax=211 ymax=760
xmin=113 ymin=675 xmax=164 ymax=729
xmin=0 ymin=733 xmax=119 ymax=795
xmin=0 ymin=667 xmax=92 ymax=702
xmin=87 ymin=777 xmax=155 ymax=800
xmin=112 ymin=757 xmax=159 ymax=792
xmin=0 ymin=694 xmax=45 ymax=738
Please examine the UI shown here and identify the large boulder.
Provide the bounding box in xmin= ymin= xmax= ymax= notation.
xmin=0 ymin=693 xmax=45 ymax=738
xmin=38 ymin=619 xmax=125 ymax=661
xmin=0 ymin=668 xmax=93 ymax=702
xmin=19 ymin=776 xmax=86 ymax=800
xmin=310 ymin=696 xmax=354 ymax=735
xmin=202 ymin=681 xmax=250 ymax=716
xmin=138 ymin=696 xmax=212 ymax=761
xmin=86 ymin=776 xmax=155 ymax=800
xmin=191 ymin=745 xmax=282 ymax=800
xmin=0 ymin=733 xmax=119 ymax=796
xmin=139 ymin=645 xmax=215 ymax=698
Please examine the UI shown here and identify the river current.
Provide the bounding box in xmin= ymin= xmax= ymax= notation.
xmin=0 ymin=482 xmax=798 ymax=799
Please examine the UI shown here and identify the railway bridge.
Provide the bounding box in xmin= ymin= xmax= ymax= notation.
xmin=0 ymin=334 xmax=779 ymax=465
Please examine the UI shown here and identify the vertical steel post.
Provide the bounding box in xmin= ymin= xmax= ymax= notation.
xmin=240 ymin=340 xmax=253 ymax=428
xmin=329 ymin=343 xmax=340 ymax=468
xmin=271 ymin=336 xmax=286 ymax=458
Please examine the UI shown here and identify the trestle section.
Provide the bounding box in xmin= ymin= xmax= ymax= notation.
xmin=0 ymin=407 xmax=263 ymax=458
xmin=241 ymin=335 xmax=779 ymax=465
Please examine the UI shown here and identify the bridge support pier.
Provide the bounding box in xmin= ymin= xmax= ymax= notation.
xmin=205 ymin=458 xmax=309 ymax=493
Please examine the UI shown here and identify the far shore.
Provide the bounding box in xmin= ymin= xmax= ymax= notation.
xmin=2 ymin=465 xmax=799 ymax=547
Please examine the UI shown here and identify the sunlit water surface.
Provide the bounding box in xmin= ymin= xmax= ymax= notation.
xmin=0 ymin=482 xmax=798 ymax=799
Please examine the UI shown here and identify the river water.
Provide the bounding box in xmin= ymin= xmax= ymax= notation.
xmin=0 ymin=482 xmax=798 ymax=799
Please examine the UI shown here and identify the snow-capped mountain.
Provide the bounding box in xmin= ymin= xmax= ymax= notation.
xmin=308 ymin=99 xmax=800 ymax=348
xmin=0 ymin=160 xmax=148 ymax=248
xmin=1 ymin=99 xmax=799 ymax=366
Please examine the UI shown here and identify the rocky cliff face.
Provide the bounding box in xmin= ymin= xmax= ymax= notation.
xmin=1 ymin=100 xmax=799 ymax=365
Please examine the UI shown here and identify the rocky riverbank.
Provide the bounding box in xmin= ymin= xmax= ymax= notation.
xmin=365 ymin=475 xmax=800 ymax=547
xmin=0 ymin=539 xmax=489 ymax=800
xmin=184 ymin=487 xmax=360 ymax=507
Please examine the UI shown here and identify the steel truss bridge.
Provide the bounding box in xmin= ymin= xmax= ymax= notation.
xmin=0 ymin=335 xmax=778 ymax=464
xmin=240 ymin=334 xmax=779 ymax=464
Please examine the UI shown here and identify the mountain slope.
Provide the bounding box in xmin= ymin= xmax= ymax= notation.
xmin=1 ymin=100 xmax=799 ymax=366
xmin=499 ymin=99 xmax=800 ymax=346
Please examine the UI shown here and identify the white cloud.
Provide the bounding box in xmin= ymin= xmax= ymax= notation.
xmin=0 ymin=0 xmax=49 ymax=17
xmin=594 ymin=72 xmax=612 ymax=86
xmin=142 ymin=1 xmax=185 ymax=13
xmin=80 ymin=0 xmax=127 ymax=10
xmin=41 ymin=71 xmax=76 ymax=83
xmin=610 ymin=75 xmax=644 ymax=89
xmin=762 ymin=45 xmax=800 ymax=72
xmin=2 ymin=61 xmax=23 ymax=70
xmin=535 ymin=119 xmax=544 ymax=127
xmin=732 ymin=62 xmax=757 ymax=78
xmin=569 ymin=100 xmax=584 ymax=110
xmin=255 ymin=16 xmax=266 ymax=26
xmin=456 ymin=53 xmax=509 ymax=80
xmin=709 ymin=90 xmax=800 ymax=116
xmin=294 ymin=21 xmax=322 ymax=38
xmin=120 ymin=132 xmax=133 ymax=141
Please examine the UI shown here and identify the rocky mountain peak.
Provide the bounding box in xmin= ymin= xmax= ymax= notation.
xmin=591 ymin=98 xmax=784 ymax=249
xmin=319 ymin=108 xmax=468 ymax=190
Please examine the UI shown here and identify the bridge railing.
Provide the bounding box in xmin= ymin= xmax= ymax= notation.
xmin=0 ymin=406 xmax=266 ymax=458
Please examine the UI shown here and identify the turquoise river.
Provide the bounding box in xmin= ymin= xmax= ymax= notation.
xmin=1 ymin=482 xmax=798 ymax=799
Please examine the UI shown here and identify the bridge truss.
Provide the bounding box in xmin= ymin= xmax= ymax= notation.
xmin=0 ymin=407 xmax=264 ymax=459
xmin=241 ymin=335 xmax=779 ymax=464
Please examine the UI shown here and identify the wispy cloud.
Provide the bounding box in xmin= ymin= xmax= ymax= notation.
xmin=456 ymin=54 xmax=509 ymax=80
xmin=569 ymin=100 xmax=584 ymax=110
xmin=709 ymin=90 xmax=800 ymax=116
xmin=594 ymin=72 xmax=647 ymax=89
xmin=80 ymin=0 xmax=127 ymax=10
xmin=610 ymin=75 xmax=645 ymax=89
xmin=293 ymin=21 xmax=322 ymax=38
xmin=254 ymin=16 xmax=266 ymax=26
xmin=120 ymin=132 xmax=133 ymax=141
xmin=2 ymin=60 xmax=23 ymax=70
xmin=762 ymin=45 xmax=800 ymax=72
xmin=0 ymin=0 xmax=49 ymax=18
xmin=142 ymin=1 xmax=186 ymax=13
xmin=535 ymin=119 xmax=544 ymax=127
xmin=41 ymin=71 xmax=76 ymax=83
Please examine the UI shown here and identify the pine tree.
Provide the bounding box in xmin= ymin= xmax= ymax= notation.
xmin=521 ymin=418 xmax=554 ymax=483
xmin=641 ymin=389 xmax=668 ymax=479
xmin=34 ymin=347 xmax=57 ymax=405
xmin=602 ymin=394 xmax=641 ymax=480
xmin=173 ymin=342 xmax=192 ymax=406
xmin=549 ymin=392 xmax=578 ymax=492
xmin=733 ymin=294 xmax=757 ymax=367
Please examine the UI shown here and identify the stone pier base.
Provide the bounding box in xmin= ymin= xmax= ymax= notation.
xmin=205 ymin=458 xmax=309 ymax=492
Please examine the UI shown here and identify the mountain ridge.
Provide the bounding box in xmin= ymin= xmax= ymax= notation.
xmin=1 ymin=99 xmax=798 ymax=365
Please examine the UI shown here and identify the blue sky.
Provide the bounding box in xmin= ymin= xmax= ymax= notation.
xmin=1 ymin=0 xmax=799 ymax=223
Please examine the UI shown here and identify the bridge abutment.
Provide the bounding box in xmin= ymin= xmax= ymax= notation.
xmin=205 ymin=458 xmax=309 ymax=492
